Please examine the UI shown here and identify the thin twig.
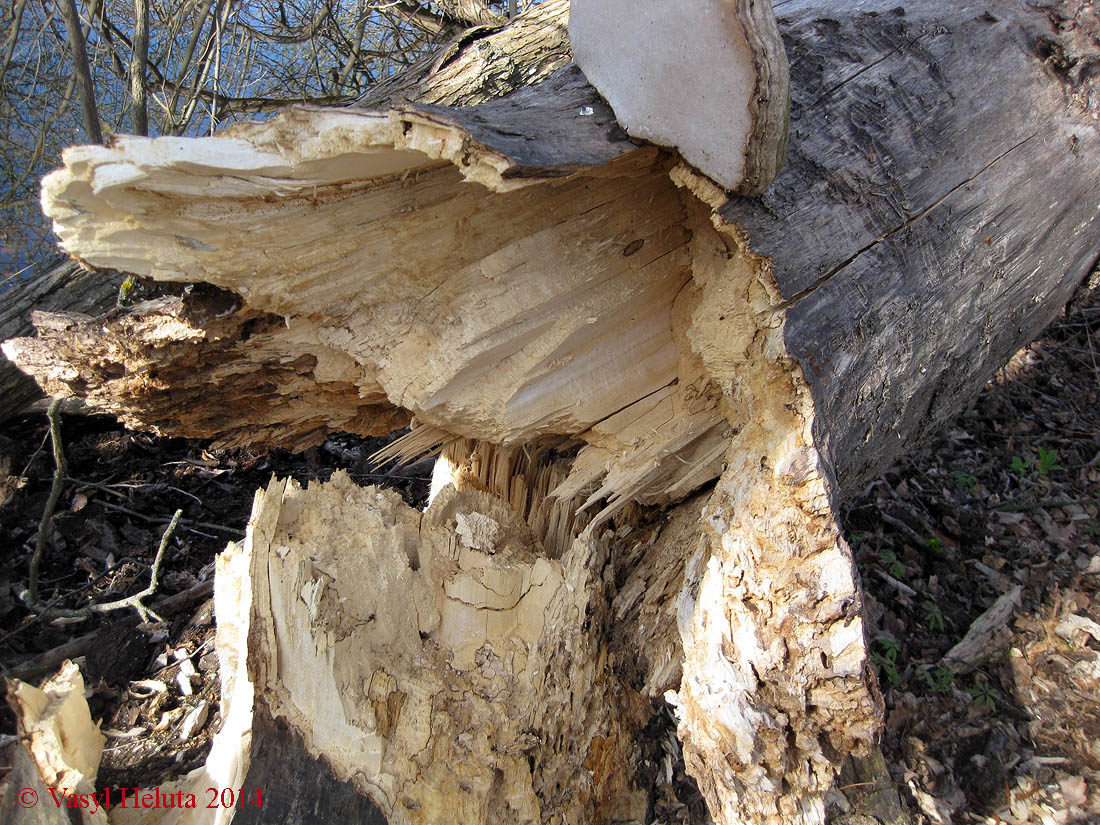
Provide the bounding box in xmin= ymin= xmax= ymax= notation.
xmin=97 ymin=499 xmax=243 ymax=536
xmin=992 ymin=495 xmax=1100 ymax=512
xmin=88 ymin=509 xmax=182 ymax=622
xmin=29 ymin=398 xmax=67 ymax=605
xmin=875 ymin=568 xmax=918 ymax=597
xmin=1 ymin=587 xmax=87 ymax=645
xmin=19 ymin=500 xmax=192 ymax=623
xmin=1081 ymin=312 xmax=1100 ymax=394
xmin=879 ymin=511 xmax=930 ymax=550
xmin=67 ymin=476 xmax=204 ymax=506
xmin=5 ymin=580 xmax=214 ymax=682
xmin=65 ymin=476 xmax=130 ymax=501
xmin=17 ymin=427 xmax=50 ymax=481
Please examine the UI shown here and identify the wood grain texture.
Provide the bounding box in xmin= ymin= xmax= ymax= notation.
xmin=357 ymin=0 xmax=570 ymax=109
xmin=719 ymin=0 xmax=1100 ymax=495
xmin=735 ymin=0 xmax=792 ymax=193
xmin=225 ymin=472 xmax=654 ymax=825
xmin=404 ymin=64 xmax=634 ymax=177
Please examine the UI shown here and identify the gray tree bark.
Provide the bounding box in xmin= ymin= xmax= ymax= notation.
xmin=0 ymin=261 xmax=121 ymax=423
xmin=129 ymin=0 xmax=149 ymax=135
xmin=59 ymin=0 xmax=103 ymax=144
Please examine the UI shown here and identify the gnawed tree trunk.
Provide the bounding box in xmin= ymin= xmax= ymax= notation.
xmin=4 ymin=1 xmax=1099 ymax=824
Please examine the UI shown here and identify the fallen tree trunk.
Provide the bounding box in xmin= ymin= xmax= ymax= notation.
xmin=4 ymin=1 xmax=1099 ymax=824
xmin=0 ymin=260 xmax=122 ymax=423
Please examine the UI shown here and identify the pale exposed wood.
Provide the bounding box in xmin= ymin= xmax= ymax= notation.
xmin=668 ymin=188 xmax=881 ymax=823
xmin=9 ymin=83 xmax=718 ymax=473
xmin=4 ymin=2 xmax=1099 ymax=824
xmin=18 ymin=0 xmax=1096 ymax=495
xmin=569 ymin=0 xmax=789 ymax=193
xmin=171 ymin=473 xmax=653 ymax=825
xmin=5 ymin=661 xmax=108 ymax=825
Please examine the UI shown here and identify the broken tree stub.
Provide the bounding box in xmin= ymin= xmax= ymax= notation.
xmin=568 ymin=0 xmax=790 ymax=194
xmin=5 ymin=1 xmax=1100 ymax=824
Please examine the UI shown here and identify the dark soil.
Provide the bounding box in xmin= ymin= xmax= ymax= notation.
xmin=840 ymin=294 xmax=1100 ymax=823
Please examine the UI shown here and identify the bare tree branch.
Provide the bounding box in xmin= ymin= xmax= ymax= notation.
xmin=232 ymin=4 xmax=330 ymax=44
xmin=59 ymin=0 xmax=103 ymax=143
xmin=164 ymin=0 xmax=215 ymax=132
xmin=130 ymin=0 xmax=149 ymax=133
xmin=0 ymin=0 xmax=30 ymax=92
xmin=28 ymin=398 xmax=66 ymax=605
xmin=335 ymin=0 xmax=366 ymax=91
xmin=391 ymin=2 xmax=455 ymax=36
xmin=429 ymin=0 xmax=504 ymax=27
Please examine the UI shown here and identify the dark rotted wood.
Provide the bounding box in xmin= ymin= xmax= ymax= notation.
xmin=7 ymin=286 xmax=409 ymax=452
xmin=406 ymin=64 xmax=634 ymax=177
xmin=0 ymin=260 xmax=122 ymax=423
xmin=233 ymin=709 xmax=389 ymax=825
xmin=721 ymin=0 xmax=1100 ymax=496
xmin=833 ymin=746 xmax=913 ymax=825
xmin=0 ymin=745 xmax=72 ymax=825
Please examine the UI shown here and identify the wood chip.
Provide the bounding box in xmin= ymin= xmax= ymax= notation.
xmin=178 ymin=700 xmax=209 ymax=743
xmin=942 ymin=586 xmax=1022 ymax=673
xmin=1054 ymin=613 xmax=1100 ymax=643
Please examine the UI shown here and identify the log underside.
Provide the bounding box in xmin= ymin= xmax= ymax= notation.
xmin=4 ymin=1 xmax=1099 ymax=824
xmin=0 ymin=260 xmax=122 ymax=423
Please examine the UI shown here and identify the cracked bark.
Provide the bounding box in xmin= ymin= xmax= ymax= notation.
xmin=4 ymin=1 xmax=1099 ymax=825
xmin=722 ymin=0 xmax=1100 ymax=496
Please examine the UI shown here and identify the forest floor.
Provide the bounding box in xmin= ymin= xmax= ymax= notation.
xmin=0 ymin=290 xmax=1098 ymax=825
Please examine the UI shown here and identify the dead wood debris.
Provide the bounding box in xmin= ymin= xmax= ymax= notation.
xmin=16 ymin=398 xmax=184 ymax=625
xmin=840 ymin=290 xmax=1100 ymax=824
xmin=2 ymin=291 xmax=1100 ymax=821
